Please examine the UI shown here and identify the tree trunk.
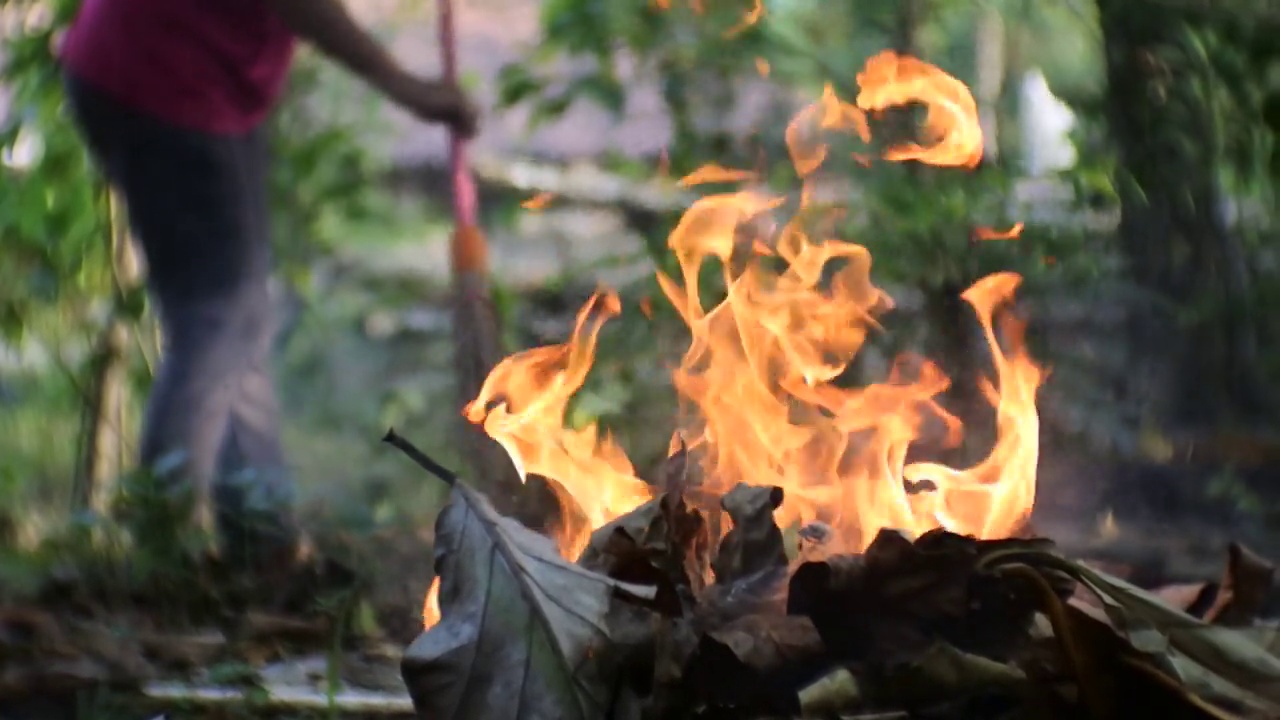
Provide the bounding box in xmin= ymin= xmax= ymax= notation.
xmin=77 ymin=192 xmax=142 ymax=514
xmin=1097 ymin=0 xmax=1272 ymax=425
xmin=974 ymin=5 xmax=1005 ymax=163
xmin=893 ymin=0 xmax=987 ymax=463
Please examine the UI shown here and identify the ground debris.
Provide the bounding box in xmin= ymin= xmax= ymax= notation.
xmin=0 ymin=607 xmax=153 ymax=698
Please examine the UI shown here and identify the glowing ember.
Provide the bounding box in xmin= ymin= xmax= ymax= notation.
xmin=433 ymin=51 xmax=1045 ymax=629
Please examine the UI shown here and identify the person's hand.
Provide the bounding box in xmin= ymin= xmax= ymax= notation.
xmin=388 ymin=74 xmax=479 ymax=138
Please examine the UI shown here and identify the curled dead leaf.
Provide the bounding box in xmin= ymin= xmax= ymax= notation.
xmin=578 ymin=492 xmax=711 ymax=617
xmin=1204 ymin=542 xmax=1276 ymax=626
xmin=712 ymin=484 xmax=787 ymax=585
xmin=1148 ymin=582 xmax=1218 ymax=619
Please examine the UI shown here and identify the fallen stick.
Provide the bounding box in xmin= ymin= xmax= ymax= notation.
xmin=141 ymin=681 xmax=415 ymax=715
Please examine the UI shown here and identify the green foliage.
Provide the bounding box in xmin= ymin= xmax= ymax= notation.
xmin=0 ymin=3 xmax=410 ymax=537
xmin=498 ymin=0 xmax=771 ymax=175
xmin=268 ymin=49 xmax=403 ymax=294
xmin=497 ymin=0 xmax=1111 ymax=296
xmin=0 ymin=0 xmax=111 ymax=341
xmin=1178 ymin=21 xmax=1280 ymax=208
xmin=0 ymin=6 xmax=399 ymax=337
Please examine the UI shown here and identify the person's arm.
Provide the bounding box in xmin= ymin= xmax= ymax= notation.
xmin=265 ymin=0 xmax=477 ymax=134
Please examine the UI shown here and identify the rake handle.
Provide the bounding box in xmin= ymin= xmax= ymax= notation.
xmin=438 ymin=0 xmax=478 ymax=229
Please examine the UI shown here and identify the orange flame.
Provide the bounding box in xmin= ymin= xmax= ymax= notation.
xmin=856 ymin=50 xmax=984 ymax=169
xmin=723 ymin=0 xmax=764 ymax=38
xmin=974 ymin=222 xmax=1024 ymax=241
xmin=457 ymin=52 xmax=1042 ymax=566
xmin=463 ymin=292 xmax=655 ymax=559
xmin=521 ymin=192 xmax=556 ymax=210
xmin=422 ymin=577 xmax=441 ymax=629
xmin=679 ymin=163 xmax=760 ymax=187
xmin=785 ymin=83 xmax=872 ymax=178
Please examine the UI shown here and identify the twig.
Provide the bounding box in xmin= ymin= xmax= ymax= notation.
xmin=142 ymin=682 xmax=414 ymax=715
xmin=382 ymin=428 xmax=458 ymax=487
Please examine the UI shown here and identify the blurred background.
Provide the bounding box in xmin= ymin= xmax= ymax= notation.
xmin=3 ymin=0 xmax=1280 ymax=661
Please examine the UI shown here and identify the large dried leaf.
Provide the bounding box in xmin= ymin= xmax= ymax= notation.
xmin=1041 ymin=601 xmax=1227 ymax=720
xmin=1145 ymin=583 xmax=1218 ymax=619
xmin=712 ymin=484 xmax=787 ymax=585
xmin=1064 ymin=561 xmax=1280 ymax=715
xmin=402 ymin=482 xmax=659 ymax=720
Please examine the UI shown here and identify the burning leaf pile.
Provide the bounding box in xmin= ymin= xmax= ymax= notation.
xmin=392 ymin=49 xmax=1280 ymax=720
xmin=391 ymin=430 xmax=1280 ymax=720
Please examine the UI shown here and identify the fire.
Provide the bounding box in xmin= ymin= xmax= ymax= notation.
xmin=521 ymin=191 xmax=556 ymax=210
xmin=452 ymin=50 xmax=1043 ymax=586
xmin=422 ymin=576 xmax=441 ymax=628
xmin=679 ymin=163 xmax=759 ymax=187
xmin=855 ymin=51 xmax=984 ymax=169
xmin=463 ymin=292 xmax=655 ymax=559
xmin=723 ymin=0 xmax=764 ymax=38
xmin=974 ymin=222 xmax=1025 ymax=241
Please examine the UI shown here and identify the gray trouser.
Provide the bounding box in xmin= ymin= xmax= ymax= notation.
xmin=64 ymin=73 xmax=295 ymax=559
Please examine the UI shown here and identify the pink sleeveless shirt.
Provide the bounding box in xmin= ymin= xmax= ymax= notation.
xmin=60 ymin=0 xmax=296 ymax=135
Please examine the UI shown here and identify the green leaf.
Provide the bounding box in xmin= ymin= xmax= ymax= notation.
xmin=528 ymin=92 xmax=574 ymax=128
xmin=117 ymin=286 xmax=148 ymax=322
xmin=496 ymin=63 xmax=545 ymax=108
xmin=569 ymin=72 xmax=626 ymax=115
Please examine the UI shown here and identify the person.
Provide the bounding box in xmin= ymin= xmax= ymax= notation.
xmin=58 ymin=0 xmax=478 ymax=572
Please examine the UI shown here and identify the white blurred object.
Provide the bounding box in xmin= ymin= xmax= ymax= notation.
xmin=2 ymin=123 xmax=44 ymax=171
xmin=1018 ymin=68 xmax=1077 ymax=177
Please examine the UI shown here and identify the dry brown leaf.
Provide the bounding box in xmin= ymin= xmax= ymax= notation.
xmin=578 ymin=492 xmax=711 ymax=616
xmin=1149 ymin=582 xmax=1218 ymax=618
xmin=683 ymin=614 xmax=825 ymax=713
xmin=789 ymin=530 xmax=1072 ymax=662
xmin=1204 ymin=543 xmax=1276 ymax=626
